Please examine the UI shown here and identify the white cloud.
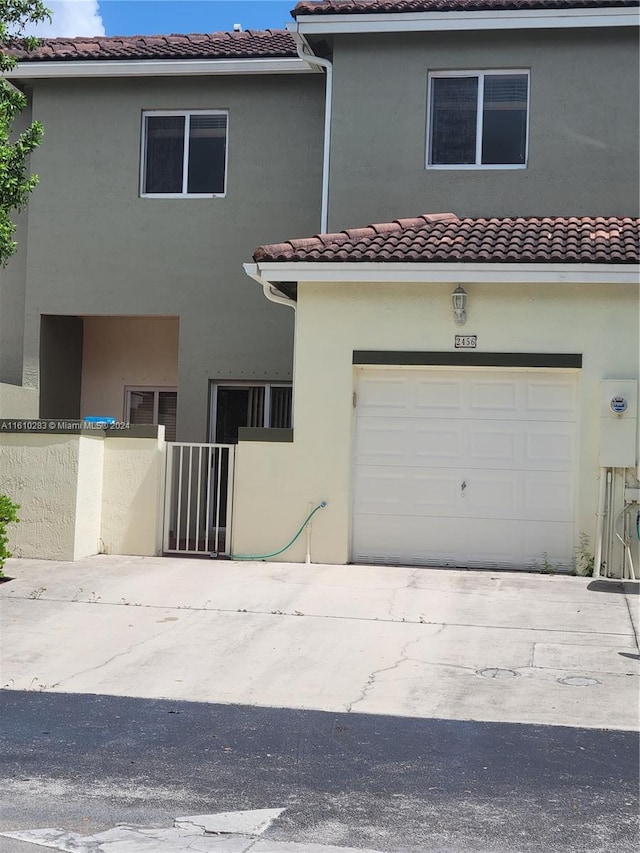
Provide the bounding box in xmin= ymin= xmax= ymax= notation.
xmin=23 ymin=1 xmax=106 ymax=38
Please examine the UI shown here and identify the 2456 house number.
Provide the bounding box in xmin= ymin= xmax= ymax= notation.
xmin=455 ymin=335 xmax=477 ymax=349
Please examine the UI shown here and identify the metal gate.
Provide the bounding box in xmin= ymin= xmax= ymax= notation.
xmin=163 ymin=442 xmax=235 ymax=556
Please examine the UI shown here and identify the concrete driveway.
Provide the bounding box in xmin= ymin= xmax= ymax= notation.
xmin=1 ymin=556 xmax=638 ymax=730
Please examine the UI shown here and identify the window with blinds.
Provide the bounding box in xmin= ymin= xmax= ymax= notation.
xmin=428 ymin=72 xmax=529 ymax=167
xmin=126 ymin=388 xmax=177 ymax=441
xmin=142 ymin=111 xmax=228 ymax=196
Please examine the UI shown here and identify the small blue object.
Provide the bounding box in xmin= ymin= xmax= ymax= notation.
xmin=610 ymin=397 xmax=628 ymax=415
xmin=84 ymin=416 xmax=116 ymax=425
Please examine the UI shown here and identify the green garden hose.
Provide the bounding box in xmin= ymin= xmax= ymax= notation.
xmin=231 ymin=501 xmax=327 ymax=561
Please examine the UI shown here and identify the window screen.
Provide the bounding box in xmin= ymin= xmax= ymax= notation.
xmin=144 ymin=116 xmax=185 ymax=194
xmin=143 ymin=112 xmax=227 ymax=195
xmin=430 ymin=77 xmax=478 ymax=165
xmin=429 ymin=72 xmax=528 ymax=166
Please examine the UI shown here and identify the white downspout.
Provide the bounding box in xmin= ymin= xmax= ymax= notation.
xmin=243 ymin=263 xmax=296 ymax=311
xmin=289 ymin=29 xmax=332 ymax=234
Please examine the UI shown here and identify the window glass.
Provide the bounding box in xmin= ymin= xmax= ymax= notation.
xmin=127 ymin=389 xmax=177 ymax=440
xmin=158 ymin=391 xmax=177 ymax=442
xmin=128 ymin=391 xmax=155 ymax=426
xmin=270 ymin=386 xmax=292 ymax=429
xmin=430 ymin=77 xmax=478 ymax=165
xmin=187 ymin=114 xmax=227 ymax=194
xmin=144 ymin=116 xmax=184 ymax=194
xmin=482 ymin=74 xmax=528 ymax=165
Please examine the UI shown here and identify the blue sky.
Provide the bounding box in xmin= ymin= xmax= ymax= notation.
xmin=27 ymin=1 xmax=298 ymax=38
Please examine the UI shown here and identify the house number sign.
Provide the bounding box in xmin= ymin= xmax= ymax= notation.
xmin=455 ymin=335 xmax=477 ymax=349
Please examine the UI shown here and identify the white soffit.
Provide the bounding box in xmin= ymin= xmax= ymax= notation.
xmin=6 ymin=57 xmax=317 ymax=80
xmin=246 ymin=261 xmax=640 ymax=285
xmin=292 ymin=7 xmax=639 ymax=34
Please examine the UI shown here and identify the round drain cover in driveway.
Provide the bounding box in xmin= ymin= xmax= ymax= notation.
xmin=477 ymin=668 xmax=519 ymax=679
xmin=558 ymin=676 xmax=600 ymax=687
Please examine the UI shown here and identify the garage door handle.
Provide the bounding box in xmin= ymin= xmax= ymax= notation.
xmin=461 ymin=481 xmax=467 ymax=491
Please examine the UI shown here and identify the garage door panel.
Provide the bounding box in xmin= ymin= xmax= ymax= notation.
xmin=354 ymin=466 xmax=573 ymax=523
xmin=355 ymin=422 xmax=408 ymax=462
xmin=414 ymin=379 xmax=463 ymax=412
xmin=521 ymin=522 xmax=575 ymax=569
xmin=357 ymin=376 xmax=407 ymax=411
xmin=470 ymin=378 xmax=519 ymax=412
xmin=355 ymin=466 xmax=459 ymax=514
xmin=353 ymin=513 xmax=574 ymax=570
xmin=353 ymin=513 xmax=464 ymax=567
xmin=523 ymin=471 xmax=575 ymax=518
xmin=358 ymin=419 xmax=575 ymax=472
xmin=469 ymin=425 xmax=518 ymax=464
xmin=356 ymin=419 xmax=462 ymax=466
xmin=352 ymin=368 xmax=578 ymax=569
xmin=524 ymin=424 xmax=576 ymax=467
xmin=526 ymin=379 xmax=577 ymax=417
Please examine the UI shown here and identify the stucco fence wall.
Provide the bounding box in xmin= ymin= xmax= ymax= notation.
xmin=231 ymin=279 xmax=639 ymax=567
xmin=0 ymin=383 xmax=38 ymax=419
xmin=0 ymin=429 xmax=165 ymax=561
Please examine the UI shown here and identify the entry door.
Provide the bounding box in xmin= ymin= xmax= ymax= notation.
xmin=352 ymin=368 xmax=578 ymax=570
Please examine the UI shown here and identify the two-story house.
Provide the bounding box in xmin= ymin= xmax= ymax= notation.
xmin=1 ymin=0 xmax=638 ymax=574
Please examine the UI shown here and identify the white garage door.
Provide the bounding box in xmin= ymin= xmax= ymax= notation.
xmin=352 ymin=368 xmax=578 ymax=570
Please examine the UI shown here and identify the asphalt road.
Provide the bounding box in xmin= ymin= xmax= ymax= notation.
xmin=0 ymin=690 xmax=637 ymax=853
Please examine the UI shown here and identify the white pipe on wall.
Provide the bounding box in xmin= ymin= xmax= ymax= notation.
xmin=594 ymin=467 xmax=608 ymax=579
xmin=291 ymin=31 xmax=333 ymax=234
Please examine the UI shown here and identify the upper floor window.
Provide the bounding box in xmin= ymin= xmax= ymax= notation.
xmin=141 ymin=110 xmax=228 ymax=197
xmin=427 ymin=71 xmax=529 ymax=169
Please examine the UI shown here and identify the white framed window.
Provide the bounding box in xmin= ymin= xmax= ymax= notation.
xmin=427 ymin=71 xmax=529 ymax=169
xmin=140 ymin=110 xmax=228 ymax=197
xmin=210 ymin=382 xmax=292 ymax=444
xmin=125 ymin=387 xmax=177 ymax=441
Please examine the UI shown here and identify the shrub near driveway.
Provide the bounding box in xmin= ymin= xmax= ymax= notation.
xmin=0 ymin=495 xmax=19 ymax=576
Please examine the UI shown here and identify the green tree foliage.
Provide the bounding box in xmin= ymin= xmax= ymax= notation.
xmin=0 ymin=0 xmax=50 ymax=264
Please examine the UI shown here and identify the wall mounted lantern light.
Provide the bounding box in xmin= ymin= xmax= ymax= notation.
xmin=452 ymin=285 xmax=467 ymax=326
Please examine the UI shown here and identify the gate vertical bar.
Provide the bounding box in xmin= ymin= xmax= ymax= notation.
xmin=175 ymin=444 xmax=184 ymax=551
xmin=162 ymin=444 xmax=174 ymax=553
xmin=225 ymin=446 xmax=235 ymax=556
xmin=186 ymin=445 xmax=194 ymax=551
xmin=204 ymin=445 xmax=212 ymax=555
xmin=195 ymin=445 xmax=203 ymax=552
xmin=214 ymin=445 xmax=222 ymax=556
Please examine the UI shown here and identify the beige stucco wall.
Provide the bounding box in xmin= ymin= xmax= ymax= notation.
xmin=0 ymin=431 xmax=165 ymax=560
xmin=81 ymin=316 xmax=179 ymax=420
xmin=232 ymin=279 xmax=639 ymax=565
xmin=0 ymin=383 xmax=39 ymax=418
xmin=0 ymin=434 xmax=86 ymax=560
xmin=101 ymin=432 xmax=165 ymax=556
xmin=74 ymin=435 xmax=104 ymax=559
